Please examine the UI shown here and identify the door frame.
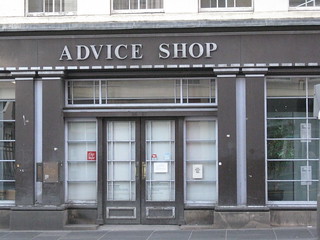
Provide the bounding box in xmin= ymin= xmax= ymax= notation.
xmin=99 ymin=117 xmax=184 ymax=225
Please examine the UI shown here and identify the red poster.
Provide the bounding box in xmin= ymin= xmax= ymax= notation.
xmin=87 ymin=151 xmax=96 ymax=161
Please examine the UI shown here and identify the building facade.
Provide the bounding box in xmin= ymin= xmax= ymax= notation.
xmin=0 ymin=0 xmax=319 ymax=230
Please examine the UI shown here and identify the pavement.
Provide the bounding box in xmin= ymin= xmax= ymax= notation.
xmin=0 ymin=225 xmax=317 ymax=240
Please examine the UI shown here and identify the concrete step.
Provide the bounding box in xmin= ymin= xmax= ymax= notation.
xmin=64 ymin=224 xmax=99 ymax=230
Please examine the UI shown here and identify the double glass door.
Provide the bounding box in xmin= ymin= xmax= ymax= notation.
xmin=105 ymin=118 xmax=181 ymax=224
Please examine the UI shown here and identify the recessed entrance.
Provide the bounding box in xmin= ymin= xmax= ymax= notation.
xmin=105 ymin=118 xmax=182 ymax=224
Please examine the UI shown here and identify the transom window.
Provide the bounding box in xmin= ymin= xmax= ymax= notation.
xmin=27 ymin=0 xmax=77 ymax=14
xmin=289 ymin=0 xmax=320 ymax=8
xmin=266 ymin=77 xmax=320 ymax=204
xmin=66 ymin=78 xmax=216 ymax=106
xmin=112 ymin=0 xmax=163 ymax=12
xmin=200 ymin=0 xmax=252 ymax=10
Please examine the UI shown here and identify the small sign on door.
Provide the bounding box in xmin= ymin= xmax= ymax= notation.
xmin=87 ymin=151 xmax=97 ymax=161
xmin=192 ymin=164 xmax=203 ymax=179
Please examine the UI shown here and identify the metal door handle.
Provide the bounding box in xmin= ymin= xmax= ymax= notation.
xmin=142 ymin=162 xmax=146 ymax=180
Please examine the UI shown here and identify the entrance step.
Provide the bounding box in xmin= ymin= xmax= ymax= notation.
xmin=64 ymin=224 xmax=99 ymax=230
xmin=99 ymin=225 xmax=181 ymax=231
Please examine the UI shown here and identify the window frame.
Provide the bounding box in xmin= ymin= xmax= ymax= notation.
xmin=183 ymin=117 xmax=218 ymax=207
xmin=111 ymin=0 xmax=164 ymax=14
xmin=65 ymin=119 xmax=98 ymax=204
xmin=199 ymin=0 xmax=253 ymax=12
xmin=26 ymin=0 xmax=77 ymax=16
xmin=289 ymin=0 xmax=320 ymax=10
xmin=265 ymin=76 xmax=320 ymax=206
xmin=65 ymin=78 xmax=217 ymax=108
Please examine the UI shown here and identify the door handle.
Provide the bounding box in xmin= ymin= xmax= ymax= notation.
xmin=142 ymin=162 xmax=147 ymax=180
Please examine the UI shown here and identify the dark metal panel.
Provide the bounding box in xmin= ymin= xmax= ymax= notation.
xmin=246 ymin=77 xmax=266 ymax=206
xmin=42 ymin=79 xmax=65 ymax=205
xmin=241 ymin=34 xmax=320 ymax=64
xmin=15 ymin=80 xmax=35 ymax=205
xmin=217 ymin=77 xmax=237 ymax=206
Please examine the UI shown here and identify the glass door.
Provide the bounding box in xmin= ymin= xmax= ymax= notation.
xmin=141 ymin=120 xmax=177 ymax=224
xmin=105 ymin=118 xmax=181 ymax=224
xmin=105 ymin=120 xmax=140 ymax=224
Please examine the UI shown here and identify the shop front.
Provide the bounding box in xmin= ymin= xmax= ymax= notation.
xmin=0 ymin=29 xmax=319 ymax=229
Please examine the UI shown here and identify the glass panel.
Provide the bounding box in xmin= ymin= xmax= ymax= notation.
xmin=28 ymin=0 xmax=44 ymax=12
xmin=107 ymin=80 xmax=176 ymax=104
xmin=0 ymin=102 xmax=15 ymax=121
xmin=64 ymin=0 xmax=76 ymax=11
xmin=267 ymin=119 xmax=306 ymax=138
xmin=108 ymin=182 xmax=135 ymax=201
xmin=0 ymin=142 xmax=15 ymax=161
xmin=267 ymin=140 xmax=307 ymax=159
xmin=267 ymin=78 xmax=306 ymax=97
xmin=67 ymin=121 xmax=97 ymax=202
xmin=68 ymin=162 xmax=96 ymax=181
xmin=146 ymin=120 xmax=175 ymax=201
xmin=186 ymin=121 xmax=216 ymax=140
xmin=186 ymin=182 xmax=217 ymax=201
xmin=187 ymin=79 xmax=215 ymax=103
xmin=146 ymin=182 xmax=174 ymax=201
xmin=267 ymin=98 xmax=306 ymax=118
xmin=69 ymin=81 xmax=99 ymax=105
xmin=218 ymin=0 xmax=226 ymax=7
xmin=268 ymin=182 xmax=307 ymax=201
xmin=310 ymin=161 xmax=319 ymax=180
xmin=0 ymin=182 xmax=15 ymax=201
xmin=45 ymin=0 xmax=53 ymax=12
xmin=0 ymin=82 xmax=15 ymax=100
xmin=68 ymin=182 xmax=96 ymax=201
xmin=309 ymin=182 xmax=318 ymax=201
xmin=68 ymin=142 xmax=96 ymax=161
xmin=227 ymin=0 xmax=234 ymax=7
xmin=201 ymin=0 xmax=211 ymax=8
xmin=267 ymin=161 xmax=306 ymax=180
xmin=185 ymin=119 xmax=217 ymax=204
xmin=107 ymin=121 xmax=136 ymax=201
xmin=236 ymin=0 xmax=251 ymax=7
xmin=68 ymin=122 xmax=96 ymax=141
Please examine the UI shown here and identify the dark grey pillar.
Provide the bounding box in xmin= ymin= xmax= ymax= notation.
xmin=216 ymin=72 xmax=238 ymax=206
xmin=40 ymin=71 xmax=65 ymax=205
xmin=245 ymin=74 xmax=266 ymax=206
xmin=13 ymin=72 xmax=36 ymax=205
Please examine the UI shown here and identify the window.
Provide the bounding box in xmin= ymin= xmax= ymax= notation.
xmin=66 ymin=121 xmax=97 ymax=202
xmin=66 ymin=78 xmax=216 ymax=106
xmin=184 ymin=118 xmax=217 ymax=206
xmin=0 ymin=81 xmax=15 ymax=203
xmin=112 ymin=0 xmax=163 ymax=12
xmin=27 ymin=0 xmax=77 ymax=14
xmin=289 ymin=0 xmax=320 ymax=8
xmin=266 ymin=77 xmax=320 ymax=204
xmin=200 ymin=0 xmax=252 ymax=10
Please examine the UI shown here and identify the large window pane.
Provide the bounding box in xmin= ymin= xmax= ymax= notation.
xmin=185 ymin=119 xmax=217 ymax=205
xmin=290 ymin=0 xmax=320 ymax=7
xmin=266 ymin=77 xmax=320 ymax=204
xmin=112 ymin=0 xmax=163 ymax=10
xmin=67 ymin=78 xmax=216 ymax=106
xmin=67 ymin=121 xmax=97 ymax=202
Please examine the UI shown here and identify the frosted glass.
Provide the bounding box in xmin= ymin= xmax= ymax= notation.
xmin=68 ymin=182 xmax=96 ymax=201
xmin=68 ymin=122 xmax=96 ymax=141
xmin=68 ymin=162 xmax=96 ymax=181
xmin=107 ymin=121 xmax=135 ymax=141
xmin=186 ymin=121 xmax=216 ymax=140
xmin=108 ymin=142 xmax=135 ymax=161
xmin=147 ymin=182 xmax=174 ymax=201
xmin=186 ymin=142 xmax=216 ymax=161
xmin=186 ymin=182 xmax=217 ymax=202
xmin=108 ymin=162 xmax=134 ymax=181
xmin=146 ymin=121 xmax=174 ymax=141
xmin=146 ymin=142 xmax=174 ymax=160
xmin=68 ymin=142 xmax=96 ymax=161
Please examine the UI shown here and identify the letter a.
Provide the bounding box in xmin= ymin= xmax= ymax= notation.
xmin=59 ymin=46 xmax=72 ymax=61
